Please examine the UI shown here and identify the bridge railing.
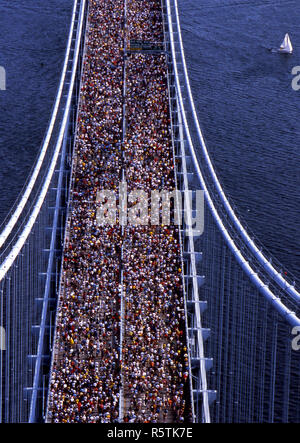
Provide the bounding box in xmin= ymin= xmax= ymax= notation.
xmin=45 ymin=0 xmax=90 ymax=423
xmin=0 ymin=0 xmax=87 ymax=422
xmin=166 ymin=0 xmax=300 ymax=423
xmin=164 ymin=12 xmax=196 ymax=423
xmin=162 ymin=0 xmax=216 ymax=423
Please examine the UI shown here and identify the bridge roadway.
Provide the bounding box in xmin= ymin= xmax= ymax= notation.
xmin=46 ymin=0 xmax=192 ymax=423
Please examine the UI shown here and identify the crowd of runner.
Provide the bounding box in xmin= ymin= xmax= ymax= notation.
xmin=122 ymin=52 xmax=190 ymax=422
xmin=47 ymin=0 xmax=192 ymax=423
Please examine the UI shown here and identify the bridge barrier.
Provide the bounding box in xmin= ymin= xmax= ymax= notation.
xmin=165 ymin=0 xmax=300 ymax=422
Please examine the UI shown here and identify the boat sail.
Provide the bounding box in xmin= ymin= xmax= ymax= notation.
xmin=279 ymin=33 xmax=293 ymax=53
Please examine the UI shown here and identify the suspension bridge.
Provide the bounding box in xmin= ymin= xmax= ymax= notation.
xmin=0 ymin=0 xmax=299 ymax=423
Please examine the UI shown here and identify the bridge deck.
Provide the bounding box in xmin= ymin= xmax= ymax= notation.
xmin=46 ymin=0 xmax=192 ymax=423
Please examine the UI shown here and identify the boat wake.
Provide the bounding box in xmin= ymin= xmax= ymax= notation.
xmin=264 ymin=34 xmax=293 ymax=54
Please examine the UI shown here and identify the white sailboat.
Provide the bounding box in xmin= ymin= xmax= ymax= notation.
xmin=279 ymin=33 xmax=293 ymax=54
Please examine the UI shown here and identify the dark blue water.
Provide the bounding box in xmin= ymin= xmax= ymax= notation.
xmin=178 ymin=0 xmax=300 ymax=281
xmin=0 ymin=0 xmax=299 ymax=281
xmin=0 ymin=0 xmax=73 ymax=220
